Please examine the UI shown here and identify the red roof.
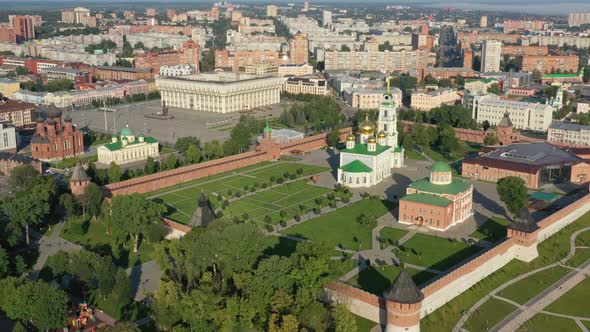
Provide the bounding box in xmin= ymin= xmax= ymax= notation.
xmin=0 ymin=100 xmax=36 ymax=113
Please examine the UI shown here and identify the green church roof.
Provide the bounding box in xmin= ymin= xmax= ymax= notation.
xmin=401 ymin=193 xmax=452 ymax=207
xmin=408 ymin=177 xmax=470 ymax=195
xmin=339 ymin=160 xmax=373 ymax=173
xmin=341 ymin=143 xmax=390 ymax=156
xmin=121 ymin=126 xmax=135 ymax=136
xmin=264 ymin=120 xmax=272 ymax=133
xmin=103 ymin=136 xmax=158 ymax=151
xmin=431 ymin=162 xmax=451 ymax=173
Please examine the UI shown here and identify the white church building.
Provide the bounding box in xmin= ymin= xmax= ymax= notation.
xmin=337 ymin=86 xmax=404 ymax=188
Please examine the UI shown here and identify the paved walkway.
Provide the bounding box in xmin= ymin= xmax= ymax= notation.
xmin=127 ymin=260 xmax=163 ymax=301
xmin=28 ymin=222 xmax=81 ymax=281
xmin=492 ymin=259 xmax=590 ymax=332
xmin=453 ymin=226 xmax=590 ymax=332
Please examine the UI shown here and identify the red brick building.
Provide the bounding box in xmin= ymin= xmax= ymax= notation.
xmin=0 ymin=152 xmax=43 ymax=175
xmin=9 ymin=15 xmax=35 ymax=42
xmin=0 ymin=24 xmax=16 ymax=43
xmin=31 ymin=104 xmax=84 ymax=161
xmin=0 ymin=100 xmax=36 ymax=128
xmin=89 ymin=66 xmax=154 ymax=81
xmin=503 ymin=19 xmax=546 ymax=33
xmin=135 ymin=40 xmax=201 ymax=74
xmin=502 ymin=45 xmax=548 ymax=57
xmin=399 ymin=162 xmax=473 ymax=230
xmin=461 ymin=142 xmax=586 ymax=188
xmin=520 ymin=54 xmax=580 ymax=73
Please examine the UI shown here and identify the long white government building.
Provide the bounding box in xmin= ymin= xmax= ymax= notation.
xmin=155 ymin=72 xmax=283 ymax=113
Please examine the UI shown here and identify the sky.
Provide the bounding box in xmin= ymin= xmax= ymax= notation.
xmin=0 ymin=0 xmax=589 ymax=15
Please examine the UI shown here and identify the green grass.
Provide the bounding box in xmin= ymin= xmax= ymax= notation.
xmin=284 ymin=199 xmax=394 ymax=251
xmin=148 ymin=162 xmax=329 ymax=224
xmin=397 ymin=233 xmax=482 ymax=271
xmin=470 ymin=217 xmax=512 ymax=242
xmin=379 ymin=227 xmax=409 ymax=249
xmin=222 ymin=180 xmax=332 ymax=225
xmin=565 ymin=248 xmax=590 ymax=267
xmin=421 ymin=211 xmax=590 ymax=332
xmin=497 ymin=265 xmax=570 ymax=304
xmin=349 ymin=265 xmax=437 ymax=295
xmin=545 ymin=278 xmax=590 ymax=317
xmin=575 ymin=229 xmax=590 ymax=246
xmin=160 ymin=146 xmax=176 ymax=154
xmin=517 ymin=313 xmax=580 ymax=332
xmin=406 ymin=149 xmax=426 ymax=160
xmin=584 ymin=320 xmax=590 ymax=330
xmin=354 ymin=314 xmax=377 ymax=332
xmin=464 ymin=297 xmax=517 ymax=332
xmin=61 ymin=219 xmax=154 ymax=269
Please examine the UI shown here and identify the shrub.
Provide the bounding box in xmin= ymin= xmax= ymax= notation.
xmin=296 ymin=168 xmax=303 ymax=175
xmin=264 ymin=215 xmax=272 ymax=224
xmin=227 ymin=190 xmax=233 ymax=196
xmin=313 ymin=208 xmax=321 ymax=215
xmin=294 ymin=215 xmax=301 ymax=222
xmin=235 ymin=192 xmax=242 ymax=198
xmin=329 ymin=202 xmax=337 ymax=208
xmin=261 ymin=183 xmax=268 ymax=189
xmin=216 ymin=210 xmax=224 ymax=218
xmin=249 ymin=187 xmax=256 ymax=192
xmin=243 ymin=185 xmax=249 ymax=191
xmin=242 ymin=213 xmax=249 ymax=220
xmin=342 ymin=197 xmax=350 ymax=204
xmin=283 ymin=172 xmax=289 ymax=178
xmin=233 ymin=216 xmax=240 ymax=224
xmin=222 ymin=200 xmax=230 ymax=209
xmin=279 ymin=210 xmax=287 ymax=218
xmin=269 ymin=176 xmax=276 ymax=182
xmin=265 ymin=224 xmax=274 ymax=232
xmin=277 ymin=178 xmax=284 ymax=184
xmin=279 ymin=220 xmax=287 ymax=227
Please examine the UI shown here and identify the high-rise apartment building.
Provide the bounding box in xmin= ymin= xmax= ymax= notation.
xmin=480 ymin=16 xmax=488 ymax=28
xmin=266 ymin=5 xmax=278 ymax=17
xmin=322 ymin=10 xmax=332 ymax=26
xmin=166 ymin=9 xmax=177 ymax=20
xmin=568 ymin=12 xmax=590 ymax=26
xmin=303 ymin=0 xmax=309 ymax=12
xmin=146 ymin=8 xmax=157 ymax=17
xmin=289 ymin=33 xmax=309 ymax=65
xmin=0 ymin=25 xmax=16 ymax=43
xmin=481 ymin=40 xmax=502 ymax=73
xmin=9 ymin=15 xmax=35 ymax=42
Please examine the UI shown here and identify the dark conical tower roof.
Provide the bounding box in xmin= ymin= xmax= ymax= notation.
xmin=46 ymin=103 xmax=62 ymax=118
xmin=384 ymin=270 xmax=424 ymax=304
xmin=498 ymin=112 xmax=513 ymax=128
xmin=70 ymin=162 xmax=89 ymax=182
xmin=188 ymin=193 xmax=217 ymax=227
xmin=509 ymin=207 xmax=539 ymax=233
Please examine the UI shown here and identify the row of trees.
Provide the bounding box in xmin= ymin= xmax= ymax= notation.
xmin=152 ymin=222 xmax=358 ymax=331
xmin=20 ymin=78 xmax=74 ymax=92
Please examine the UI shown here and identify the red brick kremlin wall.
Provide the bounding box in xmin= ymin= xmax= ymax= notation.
xmin=104 ymin=128 xmax=352 ymax=196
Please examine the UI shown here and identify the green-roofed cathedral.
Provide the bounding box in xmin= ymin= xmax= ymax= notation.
xmin=399 ymin=161 xmax=473 ymax=230
xmin=337 ymin=86 xmax=404 ymax=188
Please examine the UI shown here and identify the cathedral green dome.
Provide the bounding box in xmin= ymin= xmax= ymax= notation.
xmin=121 ymin=126 xmax=135 ymax=137
xmin=431 ymin=162 xmax=451 ymax=173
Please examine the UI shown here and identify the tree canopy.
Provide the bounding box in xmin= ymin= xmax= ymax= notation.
xmin=497 ymin=176 xmax=528 ymax=216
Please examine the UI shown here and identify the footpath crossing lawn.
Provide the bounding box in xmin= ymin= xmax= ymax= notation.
xmin=148 ymin=162 xmax=328 ymax=224
xmin=517 ymin=313 xmax=581 ymax=332
xmin=497 ymin=265 xmax=570 ymax=305
xmin=397 ymin=233 xmax=482 ymax=271
xmin=284 ymin=199 xmax=395 ymax=251
xmin=223 ymin=180 xmax=333 ymax=225
xmin=379 ymin=227 xmax=409 ymax=249
xmin=464 ymin=297 xmax=517 ymax=332
xmin=545 ymin=277 xmax=590 ymax=318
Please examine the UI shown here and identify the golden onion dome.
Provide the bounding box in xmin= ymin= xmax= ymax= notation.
xmin=358 ymin=115 xmax=375 ymax=135
xmin=346 ymin=133 xmax=356 ymax=141
xmin=368 ymin=136 xmax=377 ymax=143
xmin=377 ymin=131 xmax=387 ymax=138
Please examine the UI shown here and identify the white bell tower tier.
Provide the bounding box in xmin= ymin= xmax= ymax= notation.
xmin=377 ymin=79 xmax=399 ymax=148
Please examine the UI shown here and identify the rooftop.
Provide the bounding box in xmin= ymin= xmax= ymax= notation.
xmin=479 ymin=142 xmax=580 ymax=167
xmin=401 ymin=193 xmax=452 ymax=207
xmin=383 ymin=270 xmax=424 ymax=304
xmin=339 ymin=160 xmax=373 ymax=173
xmin=408 ymin=177 xmax=471 ymax=195
xmin=162 ymin=72 xmax=279 ymax=84
xmin=102 ymin=136 xmax=158 ymax=151
xmin=549 ymin=121 xmax=590 ymax=132
xmin=341 ymin=143 xmax=390 ymax=156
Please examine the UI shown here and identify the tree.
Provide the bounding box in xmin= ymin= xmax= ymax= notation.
xmin=423 ymin=74 xmax=438 ymax=85
xmin=165 ymin=154 xmax=177 ymax=170
xmin=454 ymin=75 xmax=465 ymax=87
xmin=80 ymin=182 xmax=103 ymax=218
xmin=174 ymin=136 xmax=201 ymax=153
xmin=144 ymin=156 xmax=157 ymax=174
xmin=327 ymin=129 xmax=340 ymax=147
xmin=204 ymin=140 xmax=223 ymax=159
xmin=482 ymin=120 xmax=491 ymax=132
xmin=111 ymin=194 xmax=166 ymax=252
xmin=133 ymin=41 xmax=145 ymax=50
xmin=340 ymin=45 xmax=351 ymax=51
xmin=484 ymin=133 xmax=499 ymax=146
xmin=332 ymin=304 xmax=357 ymax=332
xmin=497 ymin=176 xmax=528 ymax=216
xmin=108 ymin=162 xmax=122 ymax=183
xmin=0 ymin=246 xmax=8 ymax=277
xmin=29 ymin=281 xmax=69 ymax=331
xmin=487 ymin=83 xmax=501 ymax=94
xmin=186 ymin=144 xmax=202 ymax=164
xmin=9 ymin=165 xmax=39 ymax=190
xmin=59 ymin=193 xmax=77 ymax=217
xmin=2 ymin=191 xmax=49 ymax=244
xmin=437 ymin=124 xmax=459 ymax=155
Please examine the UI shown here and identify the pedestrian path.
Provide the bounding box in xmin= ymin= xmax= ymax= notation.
xmin=28 ymin=221 xmax=81 ymax=281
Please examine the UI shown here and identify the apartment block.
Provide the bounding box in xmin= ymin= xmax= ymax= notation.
xmin=471 ymin=94 xmax=553 ymax=131
xmin=411 ymin=88 xmax=461 ymax=111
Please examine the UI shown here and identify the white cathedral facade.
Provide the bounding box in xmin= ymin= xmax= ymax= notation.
xmin=337 ymin=88 xmax=404 ymax=188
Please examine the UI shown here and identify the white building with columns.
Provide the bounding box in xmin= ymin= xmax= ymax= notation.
xmin=155 ymin=72 xmax=283 ymax=113
xmin=97 ymin=126 xmax=159 ymax=165
xmin=337 ymin=86 xmax=404 ymax=188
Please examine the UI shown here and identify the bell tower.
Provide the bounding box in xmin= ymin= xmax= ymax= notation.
xmin=377 ymin=78 xmax=399 ymax=148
